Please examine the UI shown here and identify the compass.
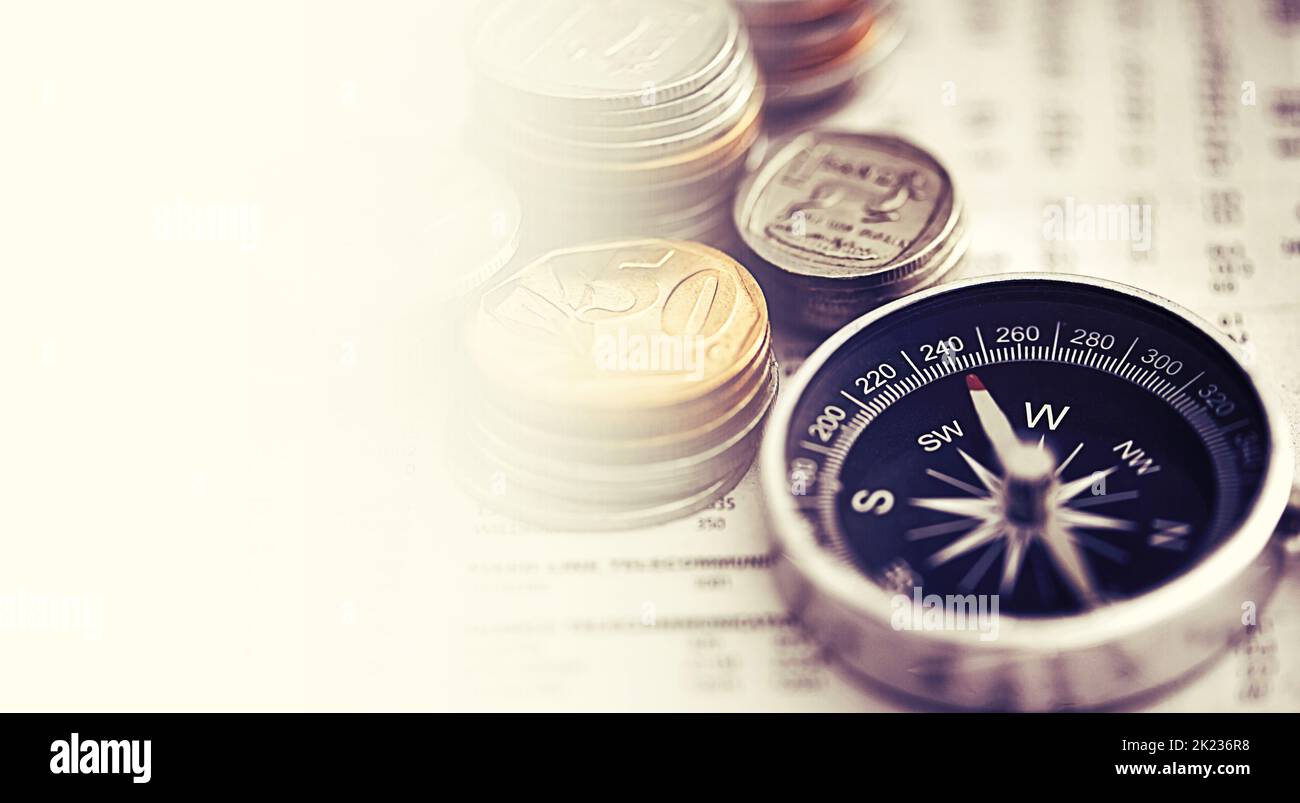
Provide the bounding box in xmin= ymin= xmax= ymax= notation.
xmin=761 ymin=273 xmax=1299 ymax=709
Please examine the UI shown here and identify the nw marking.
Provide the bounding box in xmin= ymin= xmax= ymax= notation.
xmin=1112 ymin=440 xmax=1162 ymax=475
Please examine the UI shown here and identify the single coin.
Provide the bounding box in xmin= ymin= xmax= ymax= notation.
xmin=471 ymin=239 xmax=768 ymax=411
xmin=734 ymin=130 xmax=958 ymax=284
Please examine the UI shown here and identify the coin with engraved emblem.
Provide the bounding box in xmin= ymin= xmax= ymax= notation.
xmin=459 ymin=239 xmax=777 ymax=530
xmin=734 ymin=130 xmax=968 ymax=334
xmin=472 ymin=239 xmax=766 ymax=410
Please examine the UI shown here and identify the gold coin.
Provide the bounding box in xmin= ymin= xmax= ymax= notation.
xmin=471 ymin=239 xmax=768 ymax=412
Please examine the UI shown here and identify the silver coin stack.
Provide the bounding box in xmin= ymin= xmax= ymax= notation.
xmin=468 ymin=0 xmax=764 ymax=250
xmin=734 ymin=0 xmax=904 ymax=110
xmin=734 ymin=130 xmax=968 ymax=333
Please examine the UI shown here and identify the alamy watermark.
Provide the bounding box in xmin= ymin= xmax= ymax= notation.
xmin=0 ymin=592 xmax=104 ymax=640
xmin=891 ymin=587 xmax=1000 ymax=641
xmin=592 ymin=326 xmax=707 ymax=381
xmin=1042 ymin=197 xmax=1152 ymax=253
xmin=152 ymin=198 xmax=262 ymax=252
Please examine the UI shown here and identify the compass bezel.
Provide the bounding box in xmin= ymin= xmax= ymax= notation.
xmin=761 ymin=272 xmax=1295 ymax=709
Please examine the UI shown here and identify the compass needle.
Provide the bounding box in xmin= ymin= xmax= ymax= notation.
xmin=965 ymin=373 xmax=1021 ymax=469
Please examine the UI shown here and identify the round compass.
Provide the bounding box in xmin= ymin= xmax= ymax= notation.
xmin=761 ymin=273 xmax=1298 ymax=709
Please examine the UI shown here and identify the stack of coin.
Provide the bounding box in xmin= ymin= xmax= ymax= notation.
xmin=734 ymin=0 xmax=903 ymax=110
xmin=467 ymin=0 xmax=763 ymax=250
xmin=734 ymin=130 xmax=968 ymax=333
xmin=461 ymin=239 xmax=776 ymax=530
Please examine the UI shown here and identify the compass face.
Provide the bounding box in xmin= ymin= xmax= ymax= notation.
xmin=776 ymin=277 xmax=1274 ymax=616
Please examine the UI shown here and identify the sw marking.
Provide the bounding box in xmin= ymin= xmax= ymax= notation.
xmin=918 ymin=420 xmax=965 ymax=452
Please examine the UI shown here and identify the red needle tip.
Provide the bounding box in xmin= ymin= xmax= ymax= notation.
xmin=965 ymin=373 xmax=985 ymax=391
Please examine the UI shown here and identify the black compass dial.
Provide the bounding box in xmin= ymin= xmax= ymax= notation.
xmin=782 ymin=278 xmax=1272 ymax=616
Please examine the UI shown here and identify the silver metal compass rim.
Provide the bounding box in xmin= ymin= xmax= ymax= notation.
xmin=759 ymin=271 xmax=1295 ymax=707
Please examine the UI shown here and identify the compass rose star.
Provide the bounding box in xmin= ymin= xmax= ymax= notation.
xmin=906 ymin=374 xmax=1141 ymax=607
